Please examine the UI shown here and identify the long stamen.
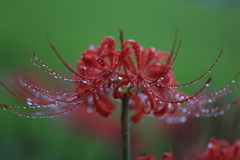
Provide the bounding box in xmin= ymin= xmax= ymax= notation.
xmin=119 ymin=29 xmax=131 ymax=83
xmin=46 ymin=35 xmax=87 ymax=78
xmin=147 ymin=77 xmax=212 ymax=104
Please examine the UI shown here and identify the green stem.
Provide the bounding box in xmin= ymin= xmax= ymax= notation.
xmin=121 ymin=93 xmax=131 ymax=160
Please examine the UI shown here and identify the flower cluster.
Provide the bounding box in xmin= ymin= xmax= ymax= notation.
xmin=135 ymin=153 xmax=174 ymax=160
xmin=0 ymin=31 xmax=239 ymax=123
xmin=139 ymin=137 xmax=240 ymax=160
xmin=196 ymin=137 xmax=240 ymax=160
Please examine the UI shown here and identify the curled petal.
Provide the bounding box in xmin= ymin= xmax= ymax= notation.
xmin=153 ymin=104 xmax=168 ymax=117
xmin=131 ymin=109 xmax=144 ymax=124
xmin=112 ymin=80 xmax=129 ymax=99
xmin=93 ymin=95 xmax=113 ymax=117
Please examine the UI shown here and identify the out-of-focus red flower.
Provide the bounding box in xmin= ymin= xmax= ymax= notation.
xmin=134 ymin=153 xmax=174 ymax=160
xmin=0 ymin=32 xmax=239 ymax=123
xmin=135 ymin=154 xmax=156 ymax=160
xmin=162 ymin=153 xmax=174 ymax=160
xmin=194 ymin=137 xmax=240 ymax=160
xmin=66 ymin=106 xmax=145 ymax=157
xmin=157 ymin=138 xmax=240 ymax=160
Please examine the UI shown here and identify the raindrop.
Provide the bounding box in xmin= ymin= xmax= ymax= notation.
xmin=179 ymin=116 xmax=187 ymax=123
xmin=118 ymin=77 xmax=123 ymax=80
xmin=208 ymin=143 xmax=213 ymax=148
xmin=182 ymin=108 xmax=187 ymax=113
xmin=81 ymin=79 xmax=88 ymax=83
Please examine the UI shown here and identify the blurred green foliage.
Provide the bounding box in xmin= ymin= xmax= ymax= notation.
xmin=0 ymin=0 xmax=240 ymax=160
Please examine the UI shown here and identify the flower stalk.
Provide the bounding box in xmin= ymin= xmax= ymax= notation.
xmin=121 ymin=93 xmax=131 ymax=160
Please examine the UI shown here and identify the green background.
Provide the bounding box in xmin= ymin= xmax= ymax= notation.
xmin=0 ymin=0 xmax=240 ymax=160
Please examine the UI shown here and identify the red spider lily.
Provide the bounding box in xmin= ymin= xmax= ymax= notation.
xmin=0 ymin=36 xmax=120 ymax=118
xmin=136 ymin=138 xmax=240 ymax=160
xmin=0 ymin=31 xmax=239 ymax=122
xmin=134 ymin=153 xmax=174 ymax=160
xmin=161 ymin=137 xmax=240 ymax=160
xmin=67 ymin=106 xmax=145 ymax=157
xmin=199 ymin=137 xmax=240 ymax=160
xmin=134 ymin=155 xmax=156 ymax=160
xmin=115 ymin=31 xmax=240 ymax=123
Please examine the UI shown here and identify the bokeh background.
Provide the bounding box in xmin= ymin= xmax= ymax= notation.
xmin=0 ymin=0 xmax=240 ymax=160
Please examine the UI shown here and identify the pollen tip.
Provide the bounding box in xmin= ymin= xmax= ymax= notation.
xmin=207 ymin=77 xmax=213 ymax=84
xmin=118 ymin=28 xmax=123 ymax=33
xmin=46 ymin=34 xmax=52 ymax=45
xmin=46 ymin=34 xmax=49 ymax=39
xmin=20 ymin=77 xmax=25 ymax=83
xmin=33 ymin=51 xmax=37 ymax=56
xmin=118 ymin=28 xmax=124 ymax=43
xmin=219 ymin=49 xmax=224 ymax=56
xmin=0 ymin=104 xmax=8 ymax=110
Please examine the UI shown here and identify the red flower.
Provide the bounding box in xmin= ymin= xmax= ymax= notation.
xmin=0 ymin=31 xmax=239 ymax=122
xmin=134 ymin=153 xmax=174 ymax=160
xmin=115 ymin=31 xmax=240 ymax=123
xmin=135 ymin=155 xmax=156 ymax=160
xmin=0 ymin=36 xmax=120 ymax=118
xmin=196 ymin=137 xmax=240 ymax=160
xmin=160 ymin=138 xmax=240 ymax=160
xmin=138 ymin=138 xmax=240 ymax=160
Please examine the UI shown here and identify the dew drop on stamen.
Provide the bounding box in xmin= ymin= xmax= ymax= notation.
xmin=208 ymin=143 xmax=213 ymax=148
xmin=179 ymin=116 xmax=187 ymax=123
xmin=182 ymin=108 xmax=187 ymax=113
xmin=118 ymin=76 xmax=123 ymax=80
xmin=208 ymin=99 xmax=212 ymax=103
xmin=87 ymin=108 xmax=93 ymax=113
xmin=82 ymin=79 xmax=88 ymax=83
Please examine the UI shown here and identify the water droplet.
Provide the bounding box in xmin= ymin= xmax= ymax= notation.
xmin=182 ymin=108 xmax=187 ymax=113
xmin=118 ymin=76 xmax=123 ymax=80
xmin=81 ymin=79 xmax=88 ymax=83
xmin=179 ymin=116 xmax=187 ymax=123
